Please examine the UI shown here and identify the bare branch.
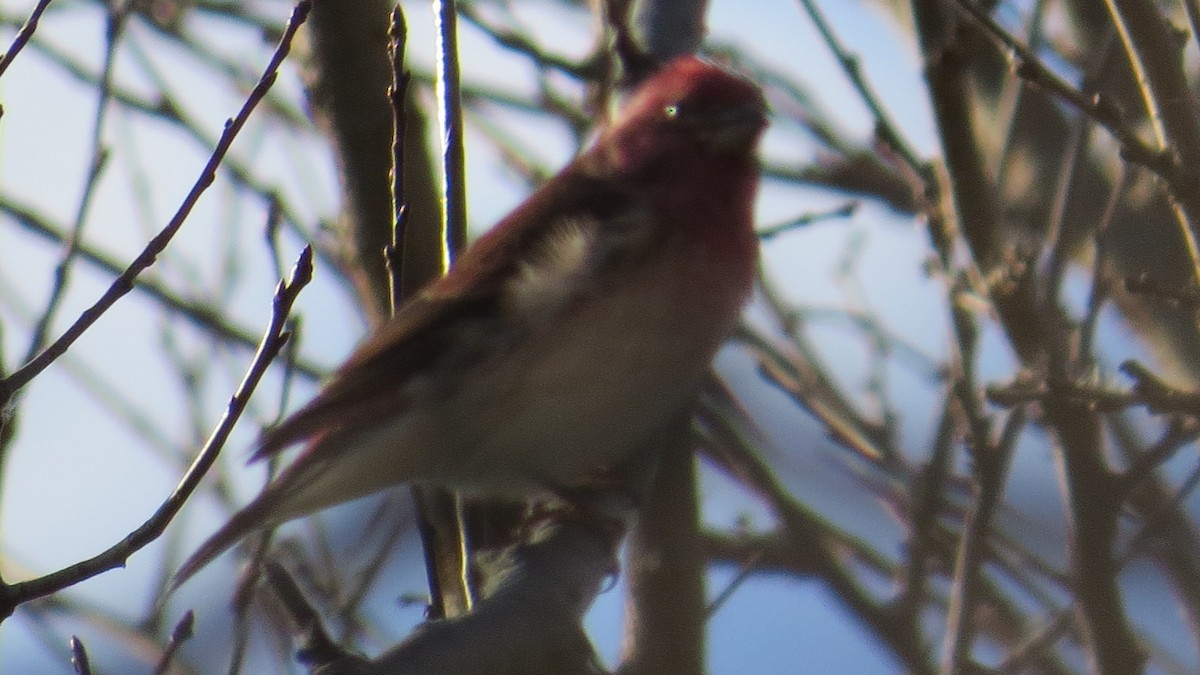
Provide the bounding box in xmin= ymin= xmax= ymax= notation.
xmin=0 ymin=0 xmax=311 ymax=400
xmin=0 ymin=246 xmax=312 ymax=617
xmin=0 ymin=0 xmax=53 ymax=80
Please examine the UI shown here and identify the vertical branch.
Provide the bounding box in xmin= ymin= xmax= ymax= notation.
xmin=411 ymin=489 xmax=473 ymax=619
xmin=302 ymin=0 xmax=443 ymax=320
xmin=302 ymin=0 xmax=395 ymax=321
xmin=631 ymin=0 xmax=709 ymax=61
xmin=617 ymin=6 xmax=711 ymax=671
xmin=1103 ymin=0 xmax=1200 ymax=282
xmin=24 ymin=1 xmax=127 ymax=363
xmin=1045 ymin=394 xmax=1141 ymax=674
xmin=420 ymin=0 xmax=474 ymax=620
xmin=911 ymin=1 xmax=1146 ymax=671
xmin=940 ymin=407 xmax=1026 ymax=673
xmin=898 ymin=388 xmax=959 ymax=616
xmin=434 ymin=0 xmax=468 ymax=266
xmin=622 ymin=422 xmax=706 ymax=675
xmin=386 ymin=7 xmax=411 ymax=310
xmin=1185 ymin=0 xmax=1200 ymax=58
xmin=383 ymin=4 xmax=462 ymax=622
xmin=423 ymin=3 xmax=471 ymax=627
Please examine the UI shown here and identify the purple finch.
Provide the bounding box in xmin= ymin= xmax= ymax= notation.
xmin=173 ymin=56 xmax=767 ymax=585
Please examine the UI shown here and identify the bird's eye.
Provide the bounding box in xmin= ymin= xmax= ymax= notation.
xmin=664 ymin=103 xmax=681 ymax=119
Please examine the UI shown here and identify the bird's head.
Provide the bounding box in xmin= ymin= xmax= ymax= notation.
xmin=596 ymin=56 xmax=768 ymax=175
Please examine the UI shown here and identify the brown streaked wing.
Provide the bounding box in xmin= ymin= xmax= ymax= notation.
xmin=253 ymin=293 xmax=501 ymax=460
xmin=253 ymin=165 xmax=639 ymax=461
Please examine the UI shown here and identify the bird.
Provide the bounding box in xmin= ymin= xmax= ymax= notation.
xmin=172 ymin=55 xmax=768 ymax=587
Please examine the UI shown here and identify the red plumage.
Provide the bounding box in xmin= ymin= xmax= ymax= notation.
xmin=172 ymin=56 xmax=767 ymax=587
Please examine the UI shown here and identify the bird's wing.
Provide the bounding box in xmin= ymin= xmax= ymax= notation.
xmin=252 ymin=292 xmax=499 ymax=460
xmin=253 ymin=169 xmax=647 ymax=461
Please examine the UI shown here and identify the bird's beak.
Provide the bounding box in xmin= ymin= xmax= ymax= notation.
xmin=701 ymin=102 xmax=769 ymax=155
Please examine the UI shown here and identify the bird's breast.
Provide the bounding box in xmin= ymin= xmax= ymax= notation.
xmin=436 ymin=243 xmax=750 ymax=490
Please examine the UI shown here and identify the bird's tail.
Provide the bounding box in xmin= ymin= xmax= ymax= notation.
xmin=167 ymin=488 xmax=291 ymax=593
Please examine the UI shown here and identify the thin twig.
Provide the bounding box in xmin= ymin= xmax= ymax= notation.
xmin=758 ymin=201 xmax=859 ymax=239
xmin=794 ymin=0 xmax=926 ymax=179
xmin=697 ymin=382 xmax=935 ymax=674
xmin=1118 ymin=459 xmax=1200 ymax=568
xmin=1117 ymin=417 xmax=1200 ymax=496
xmin=459 ymin=5 xmax=594 ymax=78
xmin=69 ymin=635 xmax=92 ymax=675
xmin=1123 ymin=360 xmax=1200 ymax=415
xmin=263 ymin=562 xmax=366 ymax=671
xmin=0 ymin=194 xmax=324 ymax=381
xmin=386 ymin=6 xmax=411 ymax=307
xmin=24 ymin=2 xmax=128 ymax=363
xmin=704 ymin=548 xmax=765 ymax=618
xmin=897 ymin=387 xmax=959 ymax=618
xmin=0 ymin=0 xmax=311 ymax=401
xmin=990 ymin=0 xmax=1050 ymax=210
xmin=334 ymin=497 xmax=411 ymax=628
xmin=0 ymin=265 xmax=180 ymax=455
xmin=941 ymin=406 xmax=1027 ymax=673
xmin=151 ymin=610 xmax=195 ymax=675
xmin=0 ymin=0 xmax=53 ymax=79
xmin=1079 ymin=165 xmax=1130 ymax=368
xmin=1103 ymin=0 xmax=1200 ymax=286
xmin=0 ymin=245 xmax=312 ymax=618
xmin=997 ymin=610 xmax=1076 ymax=674
xmin=32 ymin=22 xmax=343 ymax=293
xmin=948 ymin=0 xmax=1171 ymax=178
